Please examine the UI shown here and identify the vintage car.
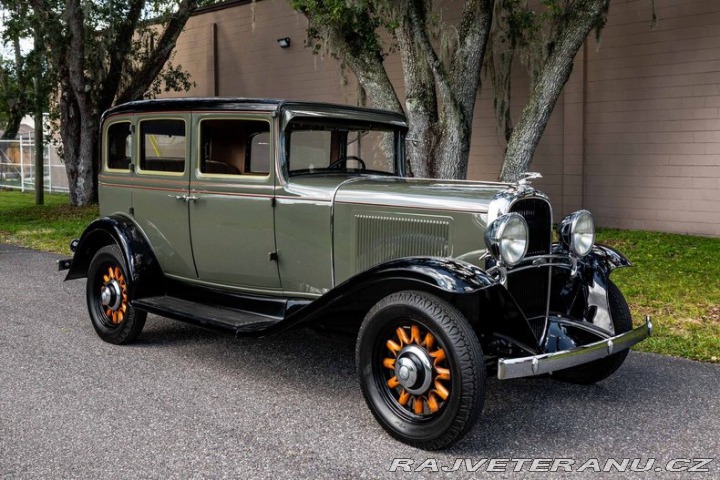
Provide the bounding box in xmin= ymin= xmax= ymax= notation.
xmin=60 ymin=98 xmax=652 ymax=450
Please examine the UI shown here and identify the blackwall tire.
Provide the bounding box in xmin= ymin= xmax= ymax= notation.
xmin=86 ymin=245 xmax=147 ymax=345
xmin=356 ymin=290 xmax=485 ymax=450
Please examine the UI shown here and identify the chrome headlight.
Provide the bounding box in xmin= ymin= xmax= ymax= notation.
xmin=559 ymin=210 xmax=595 ymax=257
xmin=484 ymin=213 xmax=529 ymax=267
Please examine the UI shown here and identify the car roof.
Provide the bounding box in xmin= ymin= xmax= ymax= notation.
xmin=102 ymin=97 xmax=408 ymax=127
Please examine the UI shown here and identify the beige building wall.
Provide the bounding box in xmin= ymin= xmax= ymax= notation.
xmin=166 ymin=0 xmax=720 ymax=237
xmin=584 ymin=0 xmax=720 ymax=236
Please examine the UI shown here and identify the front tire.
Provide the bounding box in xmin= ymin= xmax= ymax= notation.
xmin=86 ymin=245 xmax=147 ymax=345
xmin=356 ymin=291 xmax=485 ymax=450
xmin=554 ymin=281 xmax=632 ymax=384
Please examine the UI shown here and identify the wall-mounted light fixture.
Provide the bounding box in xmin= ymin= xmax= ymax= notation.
xmin=277 ymin=37 xmax=291 ymax=49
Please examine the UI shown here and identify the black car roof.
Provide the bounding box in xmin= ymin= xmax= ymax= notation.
xmin=102 ymin=97 xmax=408 ymax=126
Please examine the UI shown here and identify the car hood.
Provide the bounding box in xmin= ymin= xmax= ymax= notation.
xmin=333 ymin=176 xmax=511 ymax=213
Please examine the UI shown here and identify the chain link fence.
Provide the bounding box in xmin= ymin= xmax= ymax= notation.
xmin=0 ymin=135 xmax=68 ymax=193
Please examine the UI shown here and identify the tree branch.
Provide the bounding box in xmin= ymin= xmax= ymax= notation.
xmin=116 ymin=0 xmax=198 ymax=104
xmin=98 ymin=0 xmax=146 ymax=111
xmin=300 ymin=8 xmax=402 ymax=114
xmin=501 ymin=0 xmax=611 ymax=182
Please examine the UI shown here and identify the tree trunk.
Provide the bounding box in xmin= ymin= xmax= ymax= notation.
xmin=393 ymin=1 xmax=438 ymax=178
xmin=2 ymin=36 xmax=26 ymax=141
xmin=408 ymin=0 xmax=493 ymax=180
xmin=1 ymin=110 xmax=23 ymax=140
xmin=60 ymin=87 xmax=95 ymax=206
xmin=501 ymin=0 xmax=610 ymax=182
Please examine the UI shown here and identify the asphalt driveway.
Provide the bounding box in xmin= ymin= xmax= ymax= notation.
xmin=1 ymin=244 xmax=718 ymax=479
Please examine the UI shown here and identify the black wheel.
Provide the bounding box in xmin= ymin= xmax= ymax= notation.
xmin=356 ymin=291 xmax=485 ymax=450
xmin=554 ymin=281 xmax=632 ymax=384
xmin=86 ymin=245 xmax=147 ymax=345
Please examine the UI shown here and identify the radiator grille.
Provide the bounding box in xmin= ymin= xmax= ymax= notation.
xmin=355 ymin=214 xmax=450 ymax=272
xmin=510 ymin=198 xmax=551 ymax=256
xmin=506 ymin=267 xmax=549 ymax=321
xmin=506 ymin=197 xmax=553 ymax=338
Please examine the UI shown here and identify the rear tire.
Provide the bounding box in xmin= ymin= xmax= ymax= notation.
xmin=86 ymin=245 xmax=147 ymax=345
xmin=554 ymin=281 xmax=632 ymax=384
xmin=356 ymin=290 xmax=485 ymax=450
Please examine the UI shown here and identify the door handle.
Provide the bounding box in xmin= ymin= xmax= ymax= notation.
xmin=168 ymin=194 xmax=199 ymax=202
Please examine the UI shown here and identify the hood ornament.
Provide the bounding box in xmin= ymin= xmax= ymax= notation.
xmin=516 ymin=172 xmax=542 ymax=186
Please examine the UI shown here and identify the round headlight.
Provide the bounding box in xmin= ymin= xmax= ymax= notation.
xmin=560 ymin=210 xmax=595 ymax=257
xmin=484 ymin=213 xmax=529 ymax=267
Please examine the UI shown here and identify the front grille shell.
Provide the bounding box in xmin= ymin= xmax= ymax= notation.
xmin=488 ymin=191 xmax=554 ymax=343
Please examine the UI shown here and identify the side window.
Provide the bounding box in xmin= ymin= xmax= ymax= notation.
xmin=106 ymin=122 xmax=132 ymax=171
xmin=140 ymin=119 xmax=186 ymax=173
xmin=199 ymin=119 xmax=270 ymax=176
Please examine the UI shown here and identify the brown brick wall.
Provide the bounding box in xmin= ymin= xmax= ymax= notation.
xmin=166 ymin=0 xmax=720 ymax=236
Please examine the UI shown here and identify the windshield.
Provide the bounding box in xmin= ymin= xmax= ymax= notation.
xmin=286 ymin=120 xmax=399 ymax=176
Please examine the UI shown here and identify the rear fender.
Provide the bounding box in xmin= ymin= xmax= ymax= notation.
xmin=65 ymin=215 xmax=164 ymax=298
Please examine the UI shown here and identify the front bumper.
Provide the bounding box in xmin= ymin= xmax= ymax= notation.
xmin=497 ymin=316 xmax=653 ymax=380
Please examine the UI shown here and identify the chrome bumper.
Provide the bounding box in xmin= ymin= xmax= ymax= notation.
xmin=497 ymin=316 xmax=653 ymax=380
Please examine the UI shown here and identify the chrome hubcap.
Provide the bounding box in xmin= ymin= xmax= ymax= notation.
xmin=394 ymin=345 xmax=433 ymax=395
xmin=100 ymin=280 xmax=123 ymax=311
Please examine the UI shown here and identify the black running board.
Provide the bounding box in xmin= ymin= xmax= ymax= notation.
xmin=133 ymin=296 xmax=282 ymax=336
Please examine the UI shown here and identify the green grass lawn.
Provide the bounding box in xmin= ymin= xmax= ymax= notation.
xmin=0 ymin=191 xmax=98 ymax=253
xmin=597 ymin=229 xmax=719 ymax=363
xmin=1 ymin=190 xmax=718 ymax=362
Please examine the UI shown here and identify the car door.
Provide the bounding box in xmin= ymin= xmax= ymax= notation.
xmin=188 ymin=113 xmax=281 ymax=291
xmin=131 ymin=114 xmax=197 ymax=279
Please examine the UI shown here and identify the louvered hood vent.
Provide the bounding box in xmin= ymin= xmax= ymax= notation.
xmin=355 ymin=214 xmax=451 ymax=272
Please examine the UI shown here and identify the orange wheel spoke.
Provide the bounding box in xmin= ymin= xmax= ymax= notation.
xmin=106 ymin=308 xmax=112 ymax=318
xmin=435 ymin=366 xmax=451 ymax=381
xmin=386 ymin=339 xmax=402 ymax=355
xmin=413 ymin=397 xmax=424 ymax=415
xmin=382 ymin=322 xmax=451 ymax=416
xmin=387 ymin=376 xmax=400 ymax=388
xmin=396 ymin=327 xmax=410 ymax=346
xmin=427 ymin=393 xmax=440 ymax=413
xmin=117 ymin=311 xmax=124 ymax=323
xmin=430 ymin=348 xmax=446 ymax=364
xmin=103 ymin=275 xmax=110 ymax=283
xmin=434 ymin=380 xmax=450 ymax=400
xmin=410 ymin=325 xmax=421 ymax=344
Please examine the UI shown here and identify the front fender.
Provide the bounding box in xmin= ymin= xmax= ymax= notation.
xmin=579 ymin=244 xmax=633 ymax=335
xmin=267 ymin=257 xmax=539 ymax=350
xmin=65 ymin=215 xmax=164 ymax=298
xmin=585 ymin=244 xmax=632 ymax=280
xmin=266 ymin=257 xmax=499 ymax=335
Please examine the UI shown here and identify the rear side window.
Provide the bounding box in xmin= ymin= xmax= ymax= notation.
xmin=140 ymin=119 xmax=186 ymax=173
xmin=106 ymin=121 xmax=132 ymax=171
